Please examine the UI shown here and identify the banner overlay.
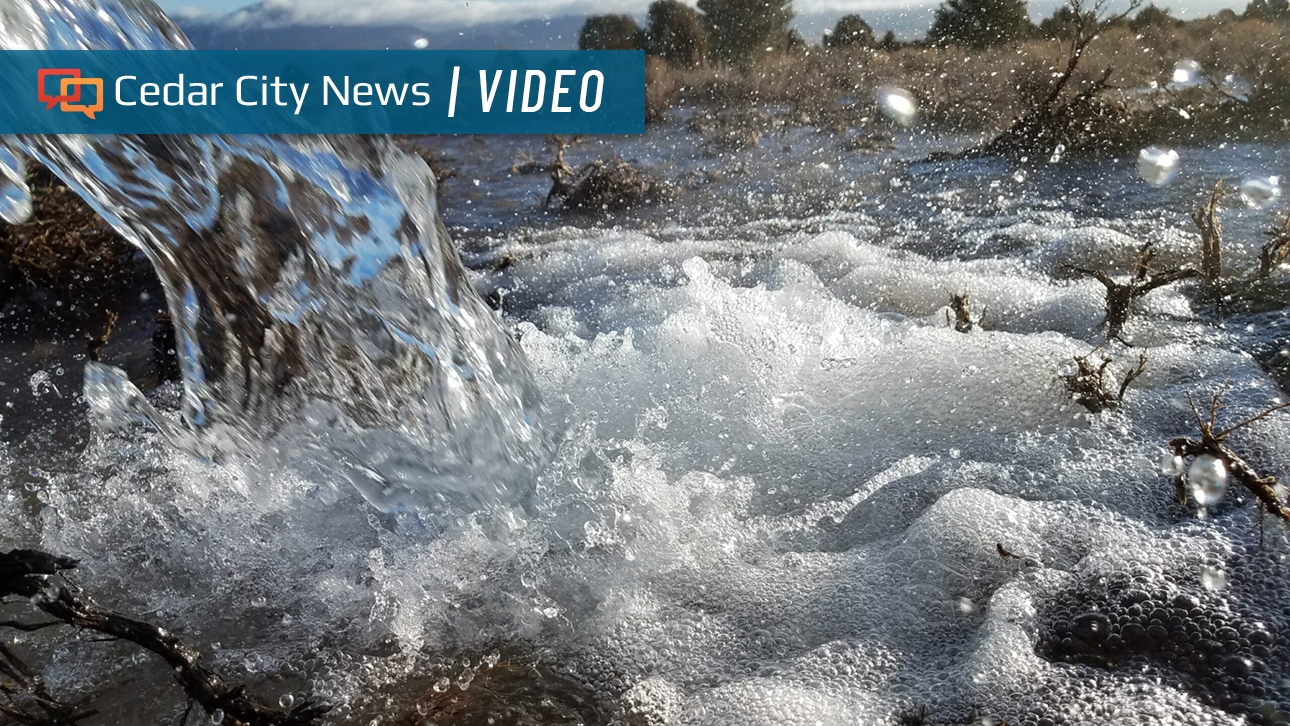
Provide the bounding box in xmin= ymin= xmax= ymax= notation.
xmin=1 ymin=50 xmax=645 ymax=134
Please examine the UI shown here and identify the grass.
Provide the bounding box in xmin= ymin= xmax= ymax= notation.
xmin=645 ymin=17 xmax=1290 ymax=150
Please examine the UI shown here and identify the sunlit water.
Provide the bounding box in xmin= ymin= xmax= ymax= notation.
xmin=5 ymin=2 xmax=1290 ymax=726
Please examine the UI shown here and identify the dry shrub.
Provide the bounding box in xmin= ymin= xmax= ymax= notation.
xmin=646 ymin=18 xmax=1290 ymax=147
xmin=0 ymin=162 xmax=133 ymax=295
xmin=645 ymin=55 xmax=679 ymax=123
xmin=546 ymin=157 xmax=674 ymax=212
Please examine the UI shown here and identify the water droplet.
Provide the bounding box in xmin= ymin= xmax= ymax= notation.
xmin=210 ymin=709 xmax=225 ymax=725
xmin=1048 ymin=143 xmax=1065 ymax=164
xmin=958 ymin=597 xmax=975 ymax=614
xmin=1240 ymin=176 xmax=1281 ymax=210
xmin=1160 ymin=451 xmax=1185 ymax=477
xmin=413 ymin=37 xmax=429 ymax=49
xmin=250 ymin=595 xmax=267 ymax=608
xmin=1201 ymin=565 xmax=1228 ymax=591
xmin=876 ymin=87 xmax=917 ymax=126
xmin=1188 ymin=454 xmax=1227 ymax=505
xmin=432 ymin=676 xmax=451 ymax=693
xmin=1172 ymin=59 xmax=1202 ymax=87
xmin=279 ymin=694 xmax=295 ymax=709
xmin=1137 ymin=146 xmax=1180 ymax=186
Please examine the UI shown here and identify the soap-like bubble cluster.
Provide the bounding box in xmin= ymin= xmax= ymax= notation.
xmin=14 ymin=212 xmax=1289 ymax=725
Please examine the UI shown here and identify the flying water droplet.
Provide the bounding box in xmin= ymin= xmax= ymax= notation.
xmin=1188 ymin=453 xmax=1227 ymax=505
xmin=413 ymin=37 xmax=429 ymax=49
xmin=210 ymin=710 xmax=225 ymax=725
xmin=1137 ymin=147 xmax=1180 ymax=186
xmin=876 ymin=86 xmax=917 ymax=126
xmin=279 ymin=694 xmax=295 ymax=709
xmin=1160 ymin=450 xmax=1184 ymax=477
xmin=1048 ymin=143 xmax=1066 ymax=164
xmin=1201 ymin=565 xmax=1228 ymax=591
xmin=1172 ymin=59 xmax=1202 ymax=87
xmin=1239 ymin=176 xmax=1281 ymax=210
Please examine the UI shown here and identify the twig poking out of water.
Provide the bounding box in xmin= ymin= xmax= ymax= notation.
xmin=1066 ymin=242 xmax=1198 ymax=340
xmin=1190 ymin=180 xmax=1226 ymax=283
xmin=1258 ymin=212 xmax=1290 ymax=278
xmin=1167 ymin=383 xmax=1290 ymax=521
xmin=86 ymin=310 xmax=118 ymax=363
xmin=1061 ymin=348 xmax=1147 ymax=413
xmin=508 ymin=152 xmax=547 ymax=175
xmin=0 ymin=549 xmax=328 ymax=726
xmin=544 ymin=137 xmax=673 ymax=213
xmin=947 ymin=292 xmax=985 ymax=333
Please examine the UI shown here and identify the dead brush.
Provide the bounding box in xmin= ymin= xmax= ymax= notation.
xmin=1167 ymin=381 xmax=1290 ymax=522
xmin=1061 ymin=347 xmax=1148 ymax=413
xmin=0 ymin=162 xmax=132 ymax=295
xmin=1066 ymin=241 xmax=1198 ymax=340
xmin=544 ymin=136 xmax=674 ymax=213
xmin=1257 ymin=211 xmax=1290 ymax=278
xmin=0 ymin=548 xmax=329 ymax=726
xmin=946 ymin=292 xmax=985 ymax=333
xmin=1190 ymin=180 xmax=1226 ymax=283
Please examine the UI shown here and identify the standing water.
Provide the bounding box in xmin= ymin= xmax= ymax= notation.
xmin=4 ymin=2 xmax=1290 ymax=726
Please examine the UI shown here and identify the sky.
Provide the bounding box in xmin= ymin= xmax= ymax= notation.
xmin=159 ymin=0 xmax=1246 ymax=29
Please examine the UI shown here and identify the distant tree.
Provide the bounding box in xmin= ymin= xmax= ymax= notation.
xmin=927 ymin=0 xmax=1034 ymax=47
xmin=1129 ymin=4 xmax=1177 ymax=29
xmin=578 ymin=14 xmax=646 ymax=50
xmin=786 ymin=27 xmax=808 ymax=51
xmin=1038 ymin=4 xmax=1094 ymax=37
xmin=878 ymin=29 xmax=901 ymax=50
xmin=646 ymin=0 xmax=709 ymax=67
xmin=1245 ymin=0 xmax=1289 ymax=20
xmin=825 ymin=14 xmax=875 ymax=48
xmin=696 ymin=0 xmax=795 ymax=63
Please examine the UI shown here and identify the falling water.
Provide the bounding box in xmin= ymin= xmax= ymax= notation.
xmin=0 ymin=0 xmax=547 ymax=512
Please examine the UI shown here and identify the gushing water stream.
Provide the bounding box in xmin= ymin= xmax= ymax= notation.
xmin=1 ymin=0 xmax=546 ymax=512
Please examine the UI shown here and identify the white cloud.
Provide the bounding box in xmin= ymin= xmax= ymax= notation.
xmin=216 ymin=0 xmax=644 ymax=27
xmin=190 ymin=0 xmax=1241 ymax=29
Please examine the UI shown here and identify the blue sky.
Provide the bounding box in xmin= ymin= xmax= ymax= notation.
xmin=159 ymin=0 xmax=1244 ymax=27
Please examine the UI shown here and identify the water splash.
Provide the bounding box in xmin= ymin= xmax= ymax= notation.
xmin=3 ymin=0 xmax=547 ymax=512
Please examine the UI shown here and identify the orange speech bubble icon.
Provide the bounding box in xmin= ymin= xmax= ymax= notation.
xmin=59 ymin=77 xmax=103 ymax=119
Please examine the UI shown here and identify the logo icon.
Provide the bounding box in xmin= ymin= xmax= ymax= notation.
xmin=38 ymin=69 xmax=103 ymax=119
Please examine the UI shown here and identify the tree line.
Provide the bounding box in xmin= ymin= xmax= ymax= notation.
xmin=579 ymin=0 xmax=1290 ymax=65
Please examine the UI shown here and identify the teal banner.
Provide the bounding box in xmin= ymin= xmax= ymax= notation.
xmin=0 ymin=50 xmax=645 ymax=134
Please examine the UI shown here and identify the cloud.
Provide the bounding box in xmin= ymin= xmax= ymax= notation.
xmin=210 ymin=0 xmax=641 ymax=27
xmin=182 ymin=0 xmax=1238 ymax=30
